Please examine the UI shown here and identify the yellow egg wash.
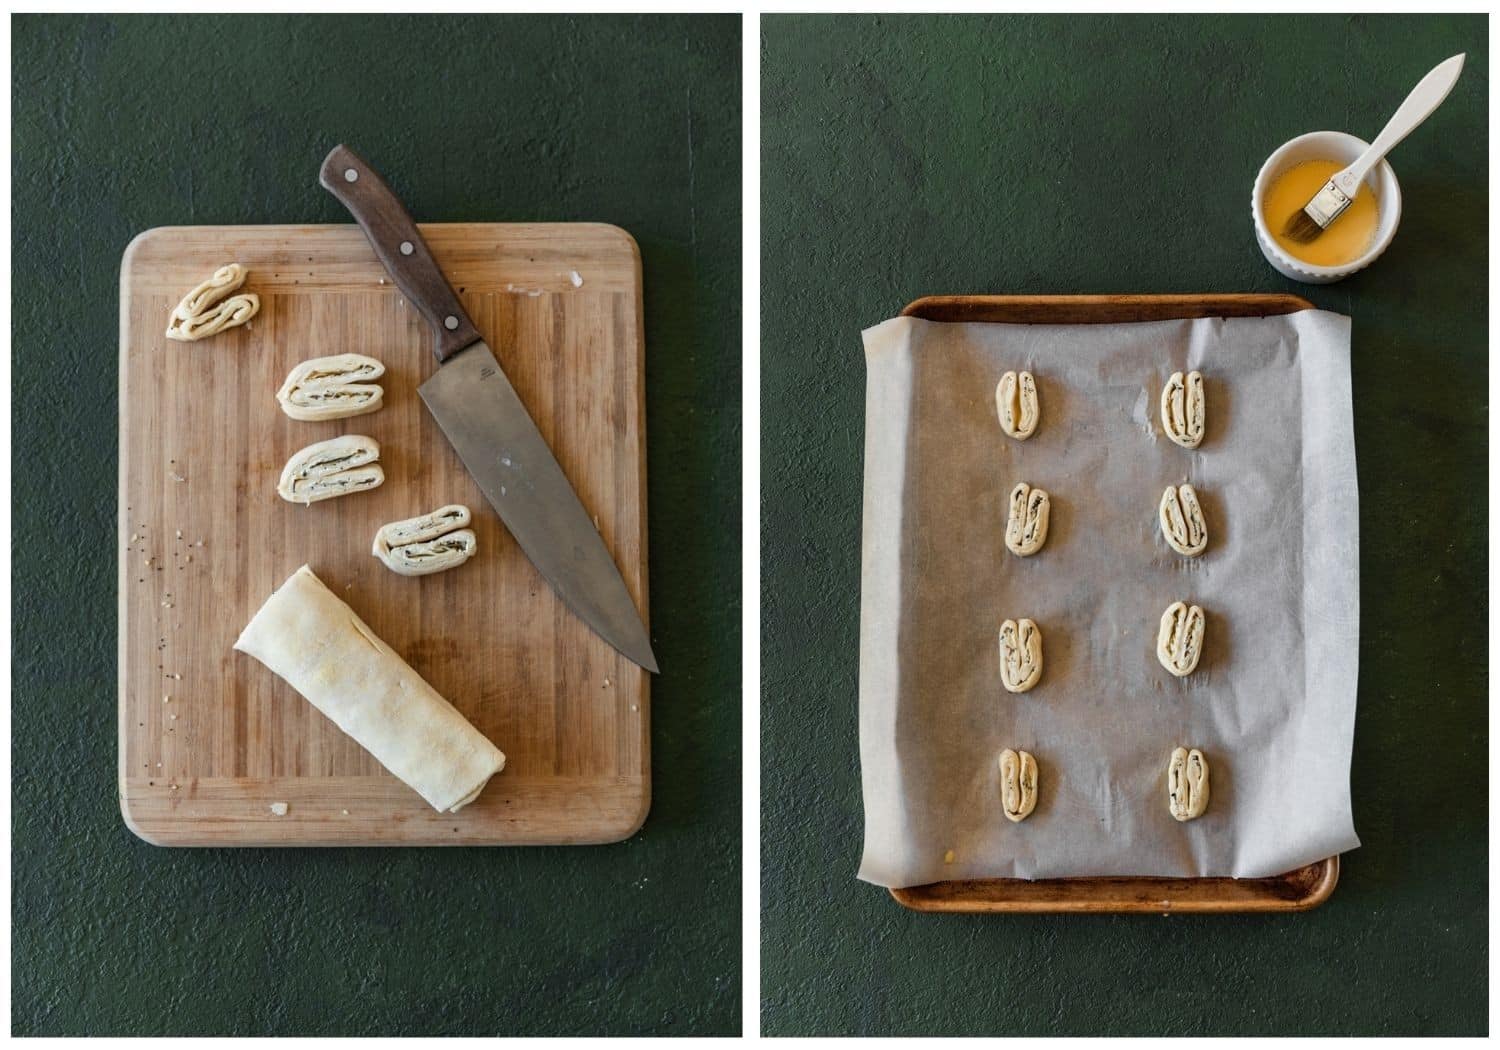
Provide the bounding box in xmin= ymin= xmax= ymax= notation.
xmin=1265 ymin=160 xmax=1380 ymax=267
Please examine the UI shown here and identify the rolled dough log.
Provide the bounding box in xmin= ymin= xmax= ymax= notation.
xmin=234 ymin=565 xmax=506 ymax=812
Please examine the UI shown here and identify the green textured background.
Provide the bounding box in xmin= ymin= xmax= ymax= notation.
xmin=762 ymin=14 xmax=1486 ymax=1037
xmin=13 ymin=14 xmax=740 ymax=1037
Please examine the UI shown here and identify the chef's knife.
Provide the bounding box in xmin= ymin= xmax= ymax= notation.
xmin=319 ymin=144 xmax=658 ymax=673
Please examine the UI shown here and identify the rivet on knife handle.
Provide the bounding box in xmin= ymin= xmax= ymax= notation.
xmin=318 ymin=144 xmax=482 ymax=363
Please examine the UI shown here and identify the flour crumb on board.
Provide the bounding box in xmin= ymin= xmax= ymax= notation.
xmin=569 ymin=270 xmax=584 ymax=287
xmin=269 ymin=802 xmax=289 ymax=816
xmin=170 ymin=472 xmax=186 ymax=482
xmin=341 ymin=809 xmax=349 ymax=815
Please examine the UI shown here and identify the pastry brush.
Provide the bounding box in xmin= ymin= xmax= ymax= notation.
xmin=1283 ymin=53 xmax=1465 ymax=244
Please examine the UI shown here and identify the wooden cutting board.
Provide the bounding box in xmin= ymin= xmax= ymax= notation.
xmin=118 ymin=224 xmax=649 ymax=846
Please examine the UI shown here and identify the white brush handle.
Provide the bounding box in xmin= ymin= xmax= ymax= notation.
xmin=1335 ymin=53 xmax=1465 ymax=198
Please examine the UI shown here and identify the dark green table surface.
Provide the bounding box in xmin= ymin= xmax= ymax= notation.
xmin=13 ymin=14 xmax=740 ymax=1037
xmin=762 ymin=14 xmax=1486 ymax=1037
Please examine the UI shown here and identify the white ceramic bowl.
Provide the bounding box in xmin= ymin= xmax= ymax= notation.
xmin=1251 ymin=130 xmax=1402 ymax=284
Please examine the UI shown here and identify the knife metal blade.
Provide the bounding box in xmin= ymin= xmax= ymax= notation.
xmin=419 ymin=342 xmax=658 ymax=672
xmin=318 ymin=144 xmax=657 ymax=673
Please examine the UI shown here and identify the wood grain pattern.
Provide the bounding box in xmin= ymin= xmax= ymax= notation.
xmin=118 ymin=224 xmax=649 ymax=846
xmin=891 ymin=859 xmax=1339 ymax=914
xmin=902 ymin=292 xmax=1318 ymax=326
xmin=317 ymin=146 xmax=484 ymax=362
xmin=891 ymin=292 xmax=1336 ymax=914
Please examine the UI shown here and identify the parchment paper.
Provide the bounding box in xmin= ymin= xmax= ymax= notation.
xmin=857 ymin=310 xmax=1360 ymax=887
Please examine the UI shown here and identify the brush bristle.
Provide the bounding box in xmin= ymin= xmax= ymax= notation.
xmin=1281 ymin=208 xmax=1325 ymax=245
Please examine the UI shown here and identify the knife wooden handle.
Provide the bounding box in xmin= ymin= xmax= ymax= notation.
xmin=318 ymin=144 xmax=482 ymax=363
